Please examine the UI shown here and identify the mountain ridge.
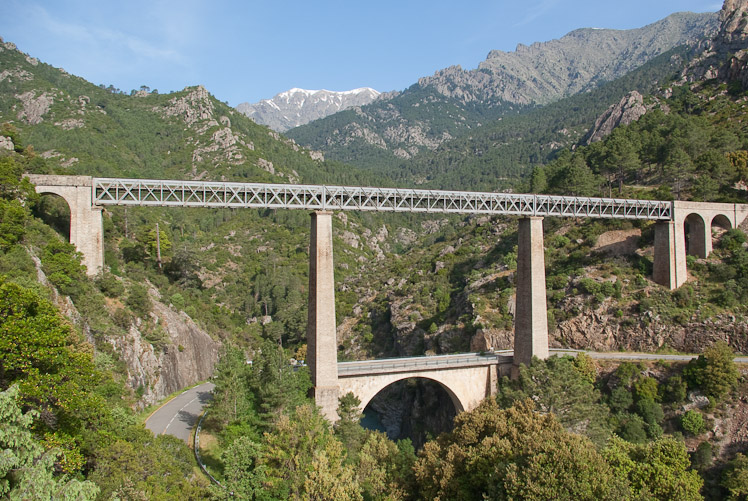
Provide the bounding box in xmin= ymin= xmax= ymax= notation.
xmin=288 ymin=11 xmax=718 ymax=170
xmin=237 ymin=87 xmax=380 ymax=132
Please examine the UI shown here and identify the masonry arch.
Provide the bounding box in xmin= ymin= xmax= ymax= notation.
xmin=684 ymin=213 xmax=708 ymax=258
xmin=339 ymin=373 xmax=468 ymax=414
xmin=33 ymin=191 xmax=73 ymax=241
xmin=356 ymin=375 xmax=465 ymax=415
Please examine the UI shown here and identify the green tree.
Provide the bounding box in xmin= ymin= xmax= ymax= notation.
xmin=664 ymin=147 xmax=694 ymax=200
xmin=722 ymin=453 xmax=748 ymax=500
xmin=215 ymin=436 xmax=270 ymax=500
xmin=0 ymin=200 xmax=28 ymax=251
xmin=603 ymin=436 xmax=703 ymax=500
xmin=499 ymin=356 xmax=612 ymax=445
xmin=334 ymin=392 xmax=366 ymax=463
xmin=248 ymin=339 xmax=311 ymax=425
xmin=262 ymin=404 xmax=359 ymax=500
xmin=0 ymin=277 xmax=103 ymax=438
xmin=356 ymin=432 xmax=415 ymax=501
xmin=0 ymin=385 xmax=98 ymax=499
xmin=683 ymin=341 xmax=739 ymax=401
xmin=560 ymin=155 xmax=600 ymax=197
xmin=414 ymin=399 xmax=626 ymax=500
xmin=211 ymin=346 xmax=254 ymax=427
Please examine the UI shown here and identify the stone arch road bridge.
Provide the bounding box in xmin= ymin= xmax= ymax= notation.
xmin=26 ymin=175 xmax=748 ymax=421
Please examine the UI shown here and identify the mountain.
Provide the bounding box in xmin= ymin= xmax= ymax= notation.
xmin=236 ymin=87 xmax=380 ymax=132
xmin=287 ymin=12 xmax=718 ymax=171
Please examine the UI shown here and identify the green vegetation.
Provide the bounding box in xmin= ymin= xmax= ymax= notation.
xmin=3 ymin=17 xmax=748 ymax=499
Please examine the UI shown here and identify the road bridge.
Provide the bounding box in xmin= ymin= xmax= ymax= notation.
xmin=25 ymin=175 xmax=748 ymax=420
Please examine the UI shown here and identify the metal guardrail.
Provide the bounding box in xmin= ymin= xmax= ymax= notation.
xmin=92 ymin=178 xmax=672 ymax=220
xmin=194 ymin=410 xmax=224 ymax=488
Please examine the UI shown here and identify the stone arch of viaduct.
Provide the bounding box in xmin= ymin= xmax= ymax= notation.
xmin=25 ymin=175 xmax=748 ymax=421
xmin=338 ymin=363 xmax=499 ymax=415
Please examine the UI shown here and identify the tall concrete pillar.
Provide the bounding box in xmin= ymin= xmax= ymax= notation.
xmin=513 ymin=217 xmax=549 ymax=371
xmin=26 ymin=175 xmax=104 ymax=276
xmin=653 ymin=221 xmax=686 ymax=290
xmin=307 ymin=211 xmax=339 ymax=422
xmin=72 ymin=193 xmax=104 ymax=276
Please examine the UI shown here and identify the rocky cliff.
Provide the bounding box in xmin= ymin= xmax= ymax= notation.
xmin=582 ymin=91 xmax=649 ymax=144
xmin=686 ymin=0 xmax=748 ymax=86
xmin=109 ymin=290 xmax=221 ymax=407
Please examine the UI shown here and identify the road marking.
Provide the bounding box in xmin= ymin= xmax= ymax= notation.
xmin=162 ymin=394 xmax=199 ymax=435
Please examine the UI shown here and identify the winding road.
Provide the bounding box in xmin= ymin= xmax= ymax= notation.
xmin=145 ymin=382 xmax=214 ymax=443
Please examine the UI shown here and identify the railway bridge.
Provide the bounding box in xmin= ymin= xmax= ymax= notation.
xmin=26 ymin=175 xmax=748 ymax=420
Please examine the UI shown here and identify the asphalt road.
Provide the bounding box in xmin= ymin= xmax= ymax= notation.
xmin=145 ymin=382 xmax=215 ymax=443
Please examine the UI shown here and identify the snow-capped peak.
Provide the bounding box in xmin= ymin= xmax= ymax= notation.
xmin=237 ymin=86 xmax=382 ymax=132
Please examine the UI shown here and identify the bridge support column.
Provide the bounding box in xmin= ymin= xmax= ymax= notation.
xmin=653 ymin=221 xmax=686 ymax=290
xmin=72 ymin=199 xmax=104 ymax=277
xmin=27 ymin=175 xmax=104 ymax=276
xmin=513 ymin=217 xmax=549 ymax=373
xmin=307 ymin=211 xmax=339 ymax=422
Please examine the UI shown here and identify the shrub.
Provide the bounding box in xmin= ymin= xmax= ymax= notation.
xmin=95 ymin=273 xmax=124 ymax=298
xmin=126 ymin=283 xmax=151 ymax=318
xmin=634 ymin=377 xmax=660 ymax=402
xmin=691 ymin=441 xmax=713 ymax=471
xmin=681 ymin=410 xmax=705 ymax=436
xmin=661 ymin=374 xmax=688 ymax=404
xmin=683 ymin=341 xmax=739 ymax=401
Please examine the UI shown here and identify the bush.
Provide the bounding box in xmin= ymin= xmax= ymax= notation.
xmin=722 ymin=453 xmax=748 ymax=499
xmin=608 ymin=387 xmax=633 ymax=414
xmin=95 ymin=273 xmax=124 ymax=298
xmin=683 ymin=341 xmax=739 ymax=401
xmin=691 ymin=441 xmax=713 ymax=471
xmin=634 ymin=377 xmax=660 ymax=402
xmin=126 ymin=283 xmax=151 ymax=318
xmin=681 ymin=410 xmax=705 ymax=436
xmin=661 ymin=374 xmax=687 ymax=404
xmin=618 ymin=413 xmax=648 ymax=444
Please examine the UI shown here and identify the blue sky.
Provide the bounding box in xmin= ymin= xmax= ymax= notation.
xmin=1 ymin=0 xmax=724 ymax=106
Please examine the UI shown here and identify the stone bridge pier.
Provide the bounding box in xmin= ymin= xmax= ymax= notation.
xmin=26 ymin=175 xmax=104 ymax=275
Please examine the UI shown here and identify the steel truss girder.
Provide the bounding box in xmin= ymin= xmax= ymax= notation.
xmin=92 ymin=178 xmax=673 ymax=220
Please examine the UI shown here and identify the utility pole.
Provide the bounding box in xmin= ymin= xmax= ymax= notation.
xmin=156 ymin=223 xmax=162 ymax=269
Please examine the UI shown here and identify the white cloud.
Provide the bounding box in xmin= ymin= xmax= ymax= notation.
xmin=514 ymin=0 xmax=561 ymax=27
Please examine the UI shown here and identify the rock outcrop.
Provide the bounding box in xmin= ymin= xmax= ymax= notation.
xmin=583 ymin=91 xmax=648 ymax=144
xmin=686 ymin=0 xmax=748 ymax=88
xmin=110 ymin=296 xmax=221 ymax=406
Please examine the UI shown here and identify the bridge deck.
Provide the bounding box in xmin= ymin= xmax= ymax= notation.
xmin=338 ymin=352 xmax=511 ymax=377
xmin=92 ymin=178 xmax=672 ymax=219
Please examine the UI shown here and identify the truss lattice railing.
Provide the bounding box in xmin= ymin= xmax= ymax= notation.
xmin=92 ymin=178 xmax=672 ymax=220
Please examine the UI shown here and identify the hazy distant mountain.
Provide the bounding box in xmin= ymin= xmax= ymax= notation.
xmin=236 ymin=87 xmax=381 ymax=132
xmin=288 ymin=11 xmax=718 ymax=170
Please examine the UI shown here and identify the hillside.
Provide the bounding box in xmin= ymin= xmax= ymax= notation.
xmin=0 ymin=35 xmax=419 ymax=410
xmin=288 ymin=11 xmax=717 ymax=171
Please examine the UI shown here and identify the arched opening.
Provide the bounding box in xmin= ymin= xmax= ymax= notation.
xmin=361 ymin=378 xmax=460 ymax=448
xmin=32 ymin=193 xmax=72 ymax=241
xmin=711 ymin=214 xmax=732 ymax=245
xmin=684 ymin=213 xmax=707 ymax=258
